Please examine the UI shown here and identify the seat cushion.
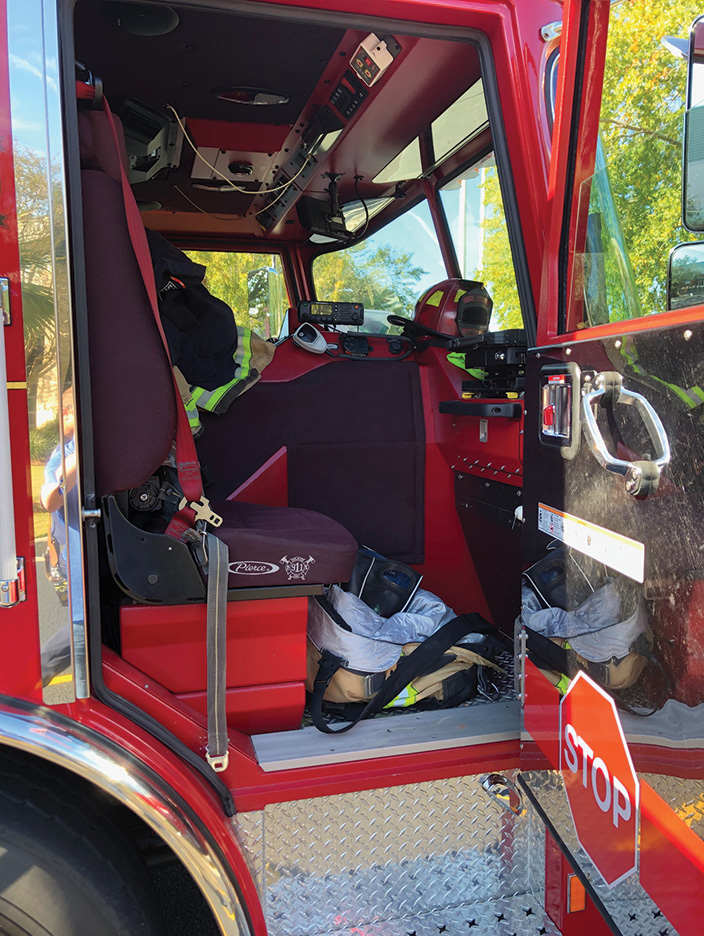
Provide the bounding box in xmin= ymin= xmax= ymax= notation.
xmin=215 ymin=500 xmax=357 ymax=587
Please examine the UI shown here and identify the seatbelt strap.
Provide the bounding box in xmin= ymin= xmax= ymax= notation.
xmin=98 ymin=96 xmax=229 ymax=773
xmin=204 ymin=532 xmax=229 ymax=771
xmin=100 ymin=97 xmax=221 ymax=538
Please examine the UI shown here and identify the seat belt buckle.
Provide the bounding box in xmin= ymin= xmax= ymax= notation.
xmin=182 ymin=528 xmax=208 ymax=569
xmin=178 ymin=495 xmax=223 ymax=528
xmin=206 ymin=750 xmax=229 ymax=772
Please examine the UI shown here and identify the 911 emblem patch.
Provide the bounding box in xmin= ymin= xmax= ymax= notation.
xmin=280 ymin=555 xmax=316 ymax=580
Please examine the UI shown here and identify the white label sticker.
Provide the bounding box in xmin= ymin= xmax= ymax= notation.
xmin=537 ymin=503 xmax=645 ymax=583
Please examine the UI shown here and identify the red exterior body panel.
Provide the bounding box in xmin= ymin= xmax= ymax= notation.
xmin=120 ymin=597 xmax=308 ymax=733
xmin=640 ymin=781 xmax=704 ymax=936
xmin=104 ymin=648 xmax=520 ymax=812
xmin=544 ymin=831 xmax=612 ymax=936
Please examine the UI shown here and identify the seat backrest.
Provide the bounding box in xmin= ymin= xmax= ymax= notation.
xmin=78 ymin=110 xmax=176 ymax=496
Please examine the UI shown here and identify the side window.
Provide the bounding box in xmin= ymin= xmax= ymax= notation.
xmin=439 ymin=153 xmax=523 ymax=329
xmin=185 ymin=250 xmax=289 ymax=339
xmin=312 ymin=200 xmax=446 ymax=333
xmin=567 ymin=4 xmax=699 ymax=330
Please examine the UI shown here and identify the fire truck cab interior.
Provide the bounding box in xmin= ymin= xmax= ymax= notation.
xmin=64 ymin=0 xmax=537 ymax=764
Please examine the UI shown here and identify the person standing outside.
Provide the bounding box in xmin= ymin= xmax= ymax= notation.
xmin=39 ymin=387 xmax=82 ymax=682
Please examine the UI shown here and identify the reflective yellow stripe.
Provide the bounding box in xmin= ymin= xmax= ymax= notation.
xmin=384 ymin=682 xmax=420 ymax=709
xmin=192 ymin=327 xmax=255 ymax=413
xmin=446 ymin=352 xmax=487 ymax=380
xmin=556 ymin=673 xmax=570 ymax=695
xmin=46 ymin=673 xmax=73 ymax=687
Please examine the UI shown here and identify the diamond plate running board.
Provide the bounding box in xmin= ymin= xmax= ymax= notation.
xmin=234 ymin=772 xmax=560 ymax=936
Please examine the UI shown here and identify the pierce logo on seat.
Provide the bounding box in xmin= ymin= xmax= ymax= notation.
xmin=229 ymin=561 xmax=280 ymax=575
xmin=280 ymin=555 xmax=316 ymax=580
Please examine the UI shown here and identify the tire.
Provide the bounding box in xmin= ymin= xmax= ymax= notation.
xmin=0 ymin=751 xmax=164 ymax=936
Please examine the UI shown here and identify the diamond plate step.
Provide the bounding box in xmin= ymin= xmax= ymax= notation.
xmin=307 ymin=897 xmax=561 ymax=936
xmin=521 ymin=771 xmax=681 ymax=936
xmin=235 ymin=773 xmax=553 ymax=936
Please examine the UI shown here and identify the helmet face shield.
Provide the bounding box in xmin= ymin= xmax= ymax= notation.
xmin=457 ymin=285 xmax=493 ymax=338
xmin=414 ymin=279 xmax=493 ymax=337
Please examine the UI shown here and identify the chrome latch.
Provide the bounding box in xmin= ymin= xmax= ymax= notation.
xmin=178 ymin=495 xmax=223 ymax=527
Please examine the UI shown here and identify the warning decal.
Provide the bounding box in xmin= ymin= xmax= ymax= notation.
xmin=537 ymin=503 xmax=645 ymax=583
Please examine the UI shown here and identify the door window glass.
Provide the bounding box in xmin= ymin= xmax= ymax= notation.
xmin=439 ymin=153 xmax=523 ymax=329
xmin=185 ymin=250 xmax=289 ymax=339
xmin=568 ymin=3 xmax=700 ymax=330
xmin=312 ymin=200 xmax=446 ymax=332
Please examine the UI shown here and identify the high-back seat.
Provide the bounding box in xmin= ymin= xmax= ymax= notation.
xmin=78 ymin=105 xmax=358 ymax=733
xmin=78 ymin=108 xmax=358 ymax=595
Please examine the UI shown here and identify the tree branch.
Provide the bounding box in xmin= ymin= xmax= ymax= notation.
xmin=601 ymin=117 xmax=679 ymax=146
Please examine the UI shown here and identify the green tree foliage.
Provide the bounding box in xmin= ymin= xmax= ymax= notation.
xmin=185 ymin=250 xmax=286 ymax=336
xmin=313 ymin=241 xmax=426 ymax=316
xmin=476 ymin=167 xmax=524 ymax=329
xmin=597 ymin=0 xmax=698 ymax=315
xmin=478 ymin=1 xmax=697 ymax=324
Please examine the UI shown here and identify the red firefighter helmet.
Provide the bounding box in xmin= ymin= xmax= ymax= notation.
xmin=414 ymin=278 xmax=492 ymax=337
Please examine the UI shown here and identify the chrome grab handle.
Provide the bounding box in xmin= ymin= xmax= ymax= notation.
xmin=480 ymin=773 xmax=525 ymax=817
xmin=581 ymin=371 xmax=671 ymax=497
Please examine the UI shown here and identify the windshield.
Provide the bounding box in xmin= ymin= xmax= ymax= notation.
xmin=566 ymin=1 xmax=700 ymax=331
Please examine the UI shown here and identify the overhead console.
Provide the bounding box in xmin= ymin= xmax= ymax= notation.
xmin=257 ymin=32 xmax=402 ymax=237
xmin=74 ymin=3 xmax=486 ymax=240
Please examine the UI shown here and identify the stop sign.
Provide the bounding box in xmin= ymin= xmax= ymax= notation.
xmin=559 ymin=671 xmax=639 ymax=887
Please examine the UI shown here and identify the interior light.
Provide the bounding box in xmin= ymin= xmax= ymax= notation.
xmin=213 ymin=87 xmax=289 ymax=106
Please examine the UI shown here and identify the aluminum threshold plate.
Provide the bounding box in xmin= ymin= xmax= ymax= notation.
xmin=620 ymin=699 xmax=704 ymax=749
xmin=251 ymin=699 xmax=519 ymax=771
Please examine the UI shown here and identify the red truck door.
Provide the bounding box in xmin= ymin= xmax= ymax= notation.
xmin=521 ymin=2 xmax=704 ymax=934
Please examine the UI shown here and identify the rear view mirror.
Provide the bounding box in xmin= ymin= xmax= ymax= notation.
xmin=683 ymin=17 xmax=704 ymax=230
xmin=667 ymin=241 xmax=704 ymax=310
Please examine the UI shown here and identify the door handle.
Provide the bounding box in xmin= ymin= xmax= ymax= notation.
xmin=581 ymin=371 xmax=670 ymax=497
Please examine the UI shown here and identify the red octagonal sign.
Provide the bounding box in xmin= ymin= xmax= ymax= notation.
xmin=559 ymin=671 xmax=640 ymax=887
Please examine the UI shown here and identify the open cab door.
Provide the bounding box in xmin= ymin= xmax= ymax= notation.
xmin=521 ymin=1 xmax=704 ymax=933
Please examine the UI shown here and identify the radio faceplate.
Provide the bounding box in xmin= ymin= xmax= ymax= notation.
xmin=298 ymin=300 xmax=364 ymax=326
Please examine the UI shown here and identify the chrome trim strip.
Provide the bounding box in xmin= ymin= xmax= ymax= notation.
xmin=7 ymin=0 xmax=90 ymax=699
xmin=0 ymin=699 xmax=251 ymax=936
